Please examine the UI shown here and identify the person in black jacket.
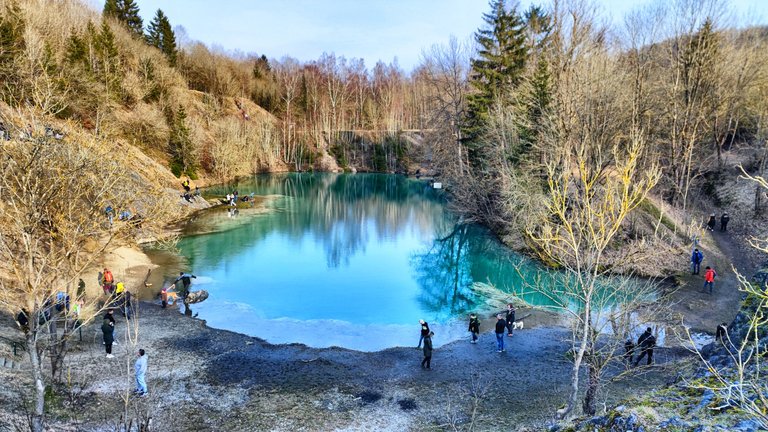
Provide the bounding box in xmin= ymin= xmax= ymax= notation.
xmin=706 ymin=214 xmax=716 ymax=231
xmin=417 ymin=319 xmax=430 ymax=348
xmin=468 ymin=313 xmax=480 ymax=344
xmin=715 ymin=322 xmax=728 ymax=342
xmin=505 ymin=303 xmax=516 ymax=336
xmin=102 ymin=318 xmax=115 ymax=359
xmin=634 ymin=327 xmax=655 ymax=366
xmin=720 ymin=213 xmax=730 ymax=232
xmin=421 ymin=331 xmax=434 ymax=369
xmin=623 ymin=339 xmax=635 ymax=365
xmin=495 ymin=314 xmax=506 ymax=353
xmin=173 ymin=272 xmax=197 ymax=300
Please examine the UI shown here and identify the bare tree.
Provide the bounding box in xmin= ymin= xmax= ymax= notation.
xmin=0 ymin=125 xmax=177 ymax=432
xmin=525 ymin=134 xmax=660 ymax=418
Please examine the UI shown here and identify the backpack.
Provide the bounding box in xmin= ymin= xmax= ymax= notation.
xmin=104 ymin=271 xmax=114 ymax=284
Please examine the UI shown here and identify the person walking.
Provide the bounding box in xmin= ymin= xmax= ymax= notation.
xmin=495 ymin=314 xmax=506 ymax=353
xmin=720 ymin=212 xmax=730 ymax=232
xmin=101 ymin=317 xmax=115 ymax=358
xmin=421 ymin=332 xmax=434 ymax=370
xmin=706 ymin=213 xmax=716 ymax=231
xmin=690 ymin=248 xmax=704 ymax=275
xmin=505 ymin=303 xmax=516 ymax=336
xmin=468 ymin=313 xmax=480 ymax=344
xmin=634 ymin=328 xmax=656 ymax=366
xmin=703 ymin=266 xmax=717 ymax=294
xmin=134 ymin=349 xmax=148 ymax=396
xmin=417 ymin=319 xmax=430 ymax=348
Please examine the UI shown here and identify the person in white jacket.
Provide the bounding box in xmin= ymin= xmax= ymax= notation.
xmin=134 ymin=349 xmax=148 ymax=397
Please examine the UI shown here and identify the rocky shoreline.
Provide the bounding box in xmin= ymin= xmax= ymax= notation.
xmin=0 ymin=297 xmax=689 ymax=431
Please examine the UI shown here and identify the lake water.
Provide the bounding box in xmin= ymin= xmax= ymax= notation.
xmin=150 ymin=173 xmax=555 ymax=351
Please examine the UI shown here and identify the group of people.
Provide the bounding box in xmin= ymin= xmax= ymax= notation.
xmin=624 ymin=327 xmax=657 ymax=367
xmin=706 ymin=212 xmax=730 ymax=232
xmin=181 ymin=179 xmax=201 ymax=202
xmin=99 ymin=308 xmax=149 ymax=396
xmin=104 ymin=205 xmax=143 ymax=227
xmin=160 ymin=271 xmax=197 ymax=308
xmin=417 ymin=304 xmax=519 ymax=369
xmin=100 ymin=268 xmax=135 ymax=318
xmin=690 ymin=248 xmax=718 ymax=294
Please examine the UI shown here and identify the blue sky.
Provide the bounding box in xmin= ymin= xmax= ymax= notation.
xmin=126 ymin=0 xmax=766 ymax=71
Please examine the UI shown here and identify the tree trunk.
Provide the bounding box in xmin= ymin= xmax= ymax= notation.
xmin=582 ymin=361 xmax=600 ymax=416
xmin=26 ymin=333 xmax=45 ymax=432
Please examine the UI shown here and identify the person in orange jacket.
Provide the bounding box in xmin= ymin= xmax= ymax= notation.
xmin=703 ymin=266 xmax=717 ymax=294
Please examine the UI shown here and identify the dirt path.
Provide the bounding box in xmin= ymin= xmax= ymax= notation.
xmin=668 ymin=227 xmax=756 ymax=334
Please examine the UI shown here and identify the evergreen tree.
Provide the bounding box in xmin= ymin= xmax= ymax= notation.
xmin=95 ymin=21 xmax=122 ymax=94
xmin=104 ymin=0 xmax=143 ymax=38
xmin=103 ymin=0 xmax=119 ymax=19
xmin=168 ymin=105 xmax=196 ymax=177
xmin=121 ymin=0 xmax=143 ymax=37
xmin=518 ymin=4 xmax=552 ymax=158
xmin=0 ymin=1 xmax=26 ymax=103
xmin=146 ymin=9 xmax=177 ymax=66
xmin=465 ymin=0 xmax=528 ymax=140
xmin=65 ymin=28 xmax=87 ymax=65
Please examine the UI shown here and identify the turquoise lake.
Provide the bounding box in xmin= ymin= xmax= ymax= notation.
xmin=153 ymin=173 xmax=555 ymax=351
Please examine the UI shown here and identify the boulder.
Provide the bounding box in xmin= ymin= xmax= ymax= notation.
xmin=184 ymin=290 xmax=209 ymax=305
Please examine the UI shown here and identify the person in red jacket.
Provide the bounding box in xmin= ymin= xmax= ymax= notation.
xmin=703 ymin=266 xmax=717 ymax=294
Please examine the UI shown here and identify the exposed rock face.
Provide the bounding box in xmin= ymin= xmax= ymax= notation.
xmin=315 ymin=151 xmax=341 ymax=172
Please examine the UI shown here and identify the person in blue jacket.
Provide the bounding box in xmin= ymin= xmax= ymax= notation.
xmin=690 ymin=248 xmax=704 ymax=275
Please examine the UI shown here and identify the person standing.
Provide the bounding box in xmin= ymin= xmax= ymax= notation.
xmin=703 ymin=266 xmax=717 ymax=294
xmin=417 ymin=319 xmax=430 ymax=348
xmin=101 ymin=267 xmax=115 ymax=296
xmin=505 ymin=303 xmax=516 ymax=336
xmin=690 ymin=248 xmax=704 ymax=275
xmin=134 ymin=349 xmax=148 ymax=396
xmin=715 ymin=322 xmax=728 ymax=342
xmin=495 ymin=314 xmax=506 ymax=353
xmin=421 ymin=332 xmax=434 ymax=370
xmin=720 ymin=213 xmax=730 ymax=232
xmin=706 ymin=214 xmax=716 ymax=231
xmin=468 ymin=313 xmax=480 ymax=344
xmin=102 ymin=317 xmax=115 ymax=358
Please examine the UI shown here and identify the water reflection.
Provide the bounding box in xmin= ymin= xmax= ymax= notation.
xmin=160 ymin=173 xmax=554 ymax=350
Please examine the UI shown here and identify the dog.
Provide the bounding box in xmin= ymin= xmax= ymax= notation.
xmin=160 ymin=287 xmax=179 ymax=307
xmin=512 ymin=321 xmax=524 ymax=330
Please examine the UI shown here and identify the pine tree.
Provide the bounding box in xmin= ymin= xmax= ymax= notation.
xmin=104 ymin=0 xmax=143 ymax=38
xmin=168 ymin=105 xmax=196 ymax=177
xmin=95 ymin=21 xmax=122 ymax=94
xmin=0 ymin=1 xmax=26 ymax=104
xmin=145 ymin=9 xmax=163 ymax=47
xmin=121 ymin=0 xmax=143 ymax=37
xmin=103 ymin=0 xmax=119 ymax=19
xmin=65 ymin=28 xmax=87 ymax=65
xmin=146 ymin=9 xmax=177 ymax=66
xmin=465 ymin=0 xmax=528 ymax=139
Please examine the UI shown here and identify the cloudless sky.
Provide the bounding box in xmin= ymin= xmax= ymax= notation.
xmin=124 ymin=0 xmax=766 ymax=71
